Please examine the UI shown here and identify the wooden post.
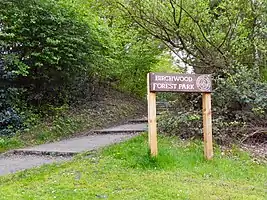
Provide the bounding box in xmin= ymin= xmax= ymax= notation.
xmin=147 ymin=73 xmax=158 ymax=157
xmin=202 ymin=93 xmax=213 ymax=160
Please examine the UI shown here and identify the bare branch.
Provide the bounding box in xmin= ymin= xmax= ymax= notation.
xmin=176 ymin=4 xmax=225 ymax=56
xmin=117 ymin=0 xmax=228 ymax=68
xmin=169 ymin=0 xmax=183 ymax=31
xmin=218 ymin=15 xmax=232 ymax=49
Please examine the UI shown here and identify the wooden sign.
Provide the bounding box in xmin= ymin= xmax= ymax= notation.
xmin=147 ymin=73 xmax=213 ymax=160
xmin=149 ymin=73 xmax=212 ymax=92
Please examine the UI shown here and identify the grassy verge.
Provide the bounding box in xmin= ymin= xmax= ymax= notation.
xmin=0 ymin=90 xmax=145 ymax=153
xmin=0 ymin=134 xmax=266 ymax=200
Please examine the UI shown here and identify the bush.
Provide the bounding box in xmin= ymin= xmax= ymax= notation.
xmin=0 ymin=0 xmax=105 ymax=136
xmin=0 ymin=0 xmax=101 ymax=106
xmin=158 ymin=67 xmax=267 ymax=144
xmin=0 ymin=62 xmax=23 ymax=136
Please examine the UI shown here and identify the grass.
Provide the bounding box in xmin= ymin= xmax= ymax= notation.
xmin=0 ymin=137 xmax=23 ymax=153
xmin=0 ymin=134 xmax=266 ymax=200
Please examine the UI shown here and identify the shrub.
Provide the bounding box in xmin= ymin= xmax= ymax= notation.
xmin=0 ymin=63 xmax=23 ymax=136
xmin=158 ymin=67 xmax=267 ymax=144
xmin=0 ymin=0 xmax=101 ymax=106
xmin=0 ymin=0 xmax=104 ymax=135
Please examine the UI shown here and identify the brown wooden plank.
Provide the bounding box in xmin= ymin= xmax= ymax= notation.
xmin=202 ymin=93 xmax=213 ymax=160
xmin=147 ymin=73 xmax=158 ymax=157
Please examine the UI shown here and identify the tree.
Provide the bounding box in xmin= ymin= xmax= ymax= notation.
xmin=0 ymin=0 xmax=101 ymax=105
xmin=116 ymin=0 xmax=267 ymax=77
xmin=0 ymin=0 xmax=105 ymax=135
xmin=60 ymin=0 xmax=164 ymax=96
xmin=114 ymin=0 xmax=267 ymax=143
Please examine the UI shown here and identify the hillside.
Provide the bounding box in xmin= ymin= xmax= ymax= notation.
xmin=0 ymin=88 xmax=146 ymax=153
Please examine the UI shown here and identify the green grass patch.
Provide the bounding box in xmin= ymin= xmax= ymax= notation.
xmin=0 ymin=137 xmax=24 ymax=153
xmin=0 ymin=134 xmax=266 ymax=200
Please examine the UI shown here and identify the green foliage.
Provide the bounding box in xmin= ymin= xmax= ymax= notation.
xmin=214 ymin=67 xmax=267 ymax=116
xmin=158 ymin=110 xmax=202 ymax=140
xmin=0 ymin=0 xmax=102 ymax=106
xmin=0 ymin=0 xmax=143 ymax=136
xmin=113 ymin=39 xmax=162 ymax=96
xmin=0 ymin=137 xmax=23 ymax=153
xmin=87 ymin=0 xmax=164 ymax=97
xmin=118 ymin=0 xmax=267 ymax=77
xmin=158 ymin=66 xmax=267 ymax=144
xmin=1 ymin=0 xmax=164 ymax=137
xmin=212 ymin=66 xmax=267 ymax=143
xmin=0 ymin=64 xmax=23 ymax=136
xmin=118 ymin=0 xmax=267 ymax=142
xmin=0 ymin=0 xmax=83 ymax=135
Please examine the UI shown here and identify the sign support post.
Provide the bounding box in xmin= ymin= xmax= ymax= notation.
xmin=147 ymin=74 xmax=158 ymax=157
xmin=202 ymin=93 xmax=213 ymax=160
xmin=147 ymin=72 xmax=213 ymax=159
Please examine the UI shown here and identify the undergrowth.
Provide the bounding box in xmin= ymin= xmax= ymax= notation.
xmin=0 ymin=91 xmax=145 ymax=153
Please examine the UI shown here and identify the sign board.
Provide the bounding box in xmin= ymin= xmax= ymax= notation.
xmin=147 ymin=73 xmax=213 ymax=160
xmin=149 ymin=73 xmax=212 ymax=92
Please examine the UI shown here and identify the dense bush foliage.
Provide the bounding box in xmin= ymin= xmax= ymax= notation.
xmin=158 ymin=67 xmax=267 ymax=144
xmin=0 ymin=0 xmax=164 ymax=136
xmin=0 ymin=64 xmax=22 ymax=136
xmin=0 ymin=0 xmax=102 ymax=105
xmin=0 ymin=0 xmax=98 ymax=135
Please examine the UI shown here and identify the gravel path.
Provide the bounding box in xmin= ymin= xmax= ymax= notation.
xmin=0 ymin=122 xmax=147 ymax=176
xmin=14 ymin=134 xmax=139 ymax=155
xmin=0 ymin=154 xmax=70 ymax=176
